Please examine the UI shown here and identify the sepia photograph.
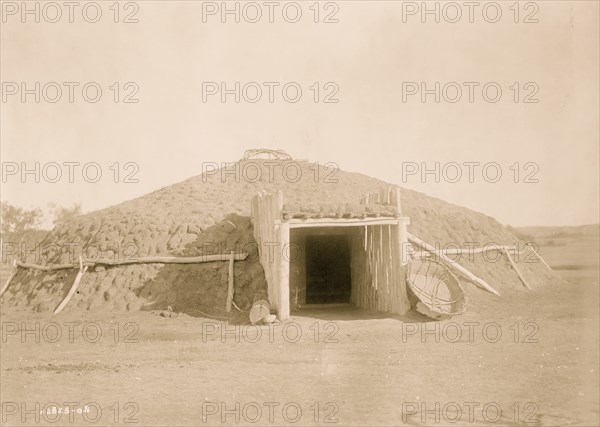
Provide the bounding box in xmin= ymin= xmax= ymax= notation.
xmin=1 ymin=1 xmax=599 ymax=425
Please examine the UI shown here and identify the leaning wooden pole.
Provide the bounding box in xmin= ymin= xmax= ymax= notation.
xmin=527 ymin=244 xmax=552 ymax=271
xmin=407 ymin=233 xmax=501 ymax=296
xmin=54 ymin=256 xmax=88 ymax=315
xmin=0 ymin=261 xmax=18 ymax=297
xmin=225 ymin=251 xmax=235 ymax=312
xmin=504 ymin=248 xmax=532 ymax=290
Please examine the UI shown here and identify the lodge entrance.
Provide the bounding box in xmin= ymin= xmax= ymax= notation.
xmin=305 ymin=235 xmax=352 ymax=304
xmin=251 ymin=187 xmax=411 ymax=320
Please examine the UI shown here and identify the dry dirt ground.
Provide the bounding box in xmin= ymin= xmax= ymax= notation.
xmin=1 ymin=232 xmax=598 ymax=426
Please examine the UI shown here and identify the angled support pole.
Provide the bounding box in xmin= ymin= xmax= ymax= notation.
xmin=0 ymin=260 xmax=18 ymax=297
xmin=504 ymin=248 xmax=532 ymax=290
xmin=408 ymin=233 xmax=501 ymax=296
xmin=54 ymin=256 xmax=88 ymax=315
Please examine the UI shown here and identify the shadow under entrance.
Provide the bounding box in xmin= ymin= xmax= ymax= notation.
xmin=305 ymin=235 xmax=352 ymax=304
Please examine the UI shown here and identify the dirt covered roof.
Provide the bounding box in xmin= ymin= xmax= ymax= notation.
xmin=37 ymin=160 xmax=523 ymax=261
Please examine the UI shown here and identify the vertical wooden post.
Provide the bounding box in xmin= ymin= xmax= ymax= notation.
xmin=225 ymin=250 xmax=235 ymax=312
xmin=271 ymin=192 xmax=279 ymax=314
xmin=276 ymin=190 xmax=290 ymax=320
xmin=394 ymin=186 xmax=402 ymax=214
xmin=393 ymin=223 xmax=411 ymax=315
xmin=399 ymin=218 xmax=410 ymax=266
xmin=279 ymin=221 xmax=290 ymax=320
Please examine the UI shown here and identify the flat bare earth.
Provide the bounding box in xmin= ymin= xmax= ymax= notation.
xmin=1 ymin=233 xmax=598 ymax=426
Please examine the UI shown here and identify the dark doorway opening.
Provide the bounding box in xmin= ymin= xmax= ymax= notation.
xmin=305 ymin=235 xmax=351 ymax=304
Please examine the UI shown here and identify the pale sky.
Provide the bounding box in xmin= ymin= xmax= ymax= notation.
xmin=1 ymin=1 xmax=598 ymax=229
